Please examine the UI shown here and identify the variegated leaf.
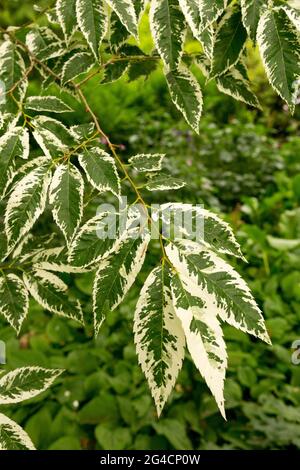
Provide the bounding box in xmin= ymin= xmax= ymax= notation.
xmin=146 ymin=174 xmax=186 ymax=191
xmin=78 ymin=147 xmax=120 ymax=198
xmin=30 ymin=247 xmax=91 ymax=273
xmin=277 ymin=4 xmax=300 ymax=32
xmin=0 ymin=413 xmax=35 ymax=450
xmin=134 ymin=264 xmax=186 ymax=416
xmin=135 ymin=0 xmax=146 ymax=19
xmin=216 ymin=61 xmax=261 ymax=108
xmin=150 ymin=0 xmax=186 ymax=70
xmin=211 ymin=6 xmax=247 ymax=78
xmin=166 ymin=65 xmax=203 ymax=133
xmin=26 ymin=27 xmax=64 ymax=61
xmin=49 ymin=163 xmax=84 ymax=245
xmin=61 ymin=52 xmax=95 ymax=83
xmin=23 ymin=269 xmax=83 ymax=323
xmin=68 ymin=212 xmax=118 ymax=268
xmin=170 ymin=266 xmax=227 ymax=418
xmin=25 ymin=96 xmax=73 ymax=113
xmin=0 ymin=367 xmax=63 ymax=405
xmin=56 ymin=0 xmax=78 ymax=41
xmin=0 ymin=234 xmax=7 ymax=263
xmin=106 ymin=0 xmax=138 ymax=38
xmin=0 ymin=41 xmax=27 ymax=111
xmin=32 ymin=115 xmax=75 ymax=158
xmin=109 ymin=11 xmax=131 ymax=51
xmin=93 ymin=228 xmax=150 ymax=335
xmin=70 ymin=123 xmax=95 ymax=141
xmin=129 ymin=153 xmax=165 ymax=172
xmin=160 ymin=203 xmax=245 ymax=260
xmin=199 ymin=0 xmax=228 ymax=30
xmin=76 ymin=0 xmax=108 ymax=59
xmin=240 ymin=0 xmax=265 ymax=42
xmin=8 ymin=155 xmax=50 ymax=189
xmin=166 ymin=240 xmax=270 ymax=344
xmin=257 ymin=7 xmax=300 ymax=111
xmin=0 ymin=127 xmax=29 ymax=198
xmin=178 ymin=0 xmax=214 ymax=58
xmin=198 ymin=24 xmax=214 ymax=59
xmin=4 ymin=157 xmax=52 ymax=252
xmin=0 ymin=274 xmax=29 ymax=334
xmin=178 ymin=0 xmax=201 ymax=41
xmin=0 ymin=113 xmax=21 ymax=133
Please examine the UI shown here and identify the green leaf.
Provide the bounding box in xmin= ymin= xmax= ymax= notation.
xmin=78 ymin=147 xmax=120 ymax=198
xmin=49 ymin=163 xmax=84 ymax=244
xmin=25 ymin=96 xmax=73 ymax=113
xmin=0 ymin=367 xmax=63 ymax=405
xmin=102 ymin=60 xmax=129 ymax=83
xmin=150 ymin=0 xmax=186 ymax=70
xmin=0 ymin=413 xmax=35 ymax=450
xmin=211 ymin=6 xmax=247 ymax=77
xmin=153 ymin=419 xmax=192 ymax=450
xmin=166 ymin=65 xmax=203 ymax=133
xmin=129 ymin=153 xmax=165 ymax=172
xmin=78 ymin=394 xmax=119 ymax=425
xmin=4 ymin=157 xmax=52 ymax=252
xmin=241 ymin=0 xmax=266 ymax=42
xmin=0 ymin=127 xmax=29 ymax=198
xmin=106 ymin=0 xmax=138 ymax=38
xmin=93 ymin=228 xmax=150 ymax=335
xmin=216 ymin=61 xmax=261 ymax=108
xmin=56 ymin=0 xmax=77 ymax=41
xmin=0 ymin=274 xmax=29 ymax=334
xmin=95 ymin=424 xmax=132 ymax=450
xmin=237 ymin=366 xmax=257 ymax=388
xmin=23 ymin=269 xmax=83 ymax=323
xmin=61 ymin=52 xmax=95 ymax=83
xmin=128 ymin=58 xmax=158 ymax=82
xmin=134 ymin=264 xmax=186 ymax=416
xmin=76 ymin=0 xmax=108 ymax=59
xmin=49 ymin=436 xmax=81 ymax=450
xmin=257 ymin=7 xmax=300 ymax=111
xmin=267 ymin=235 xmax=300 ymax=251
xmin=166 ymin=241 xmax=271 ymax=344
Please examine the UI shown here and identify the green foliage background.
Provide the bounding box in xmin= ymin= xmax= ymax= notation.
xmin=1 ymin=0 xmax=300 ymax=450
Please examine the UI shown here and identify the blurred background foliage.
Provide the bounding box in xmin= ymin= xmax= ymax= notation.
xmin=1 ymin=1 xmax=300 ymax=450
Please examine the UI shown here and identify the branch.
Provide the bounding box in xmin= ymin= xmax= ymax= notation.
xmin=0 ymin=29 xmax=167 ymax=259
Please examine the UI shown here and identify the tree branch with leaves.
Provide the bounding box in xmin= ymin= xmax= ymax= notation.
xmin=0 ymin=1 xmax=299 ymax=444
